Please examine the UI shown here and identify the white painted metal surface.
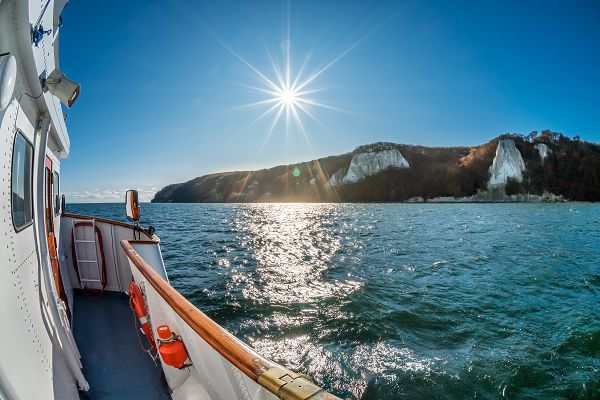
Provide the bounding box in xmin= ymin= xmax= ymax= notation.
xmin=0 ymin=0 xmax=86 ymax=398
xmin=71 ymin=219 xmax=104 ymax=289
xmin=60 ymin=217 xmax=148 ymax=294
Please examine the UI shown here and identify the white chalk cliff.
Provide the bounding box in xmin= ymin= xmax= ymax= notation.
xmin=329 ymin=149 xmax=410 ymax=186
xmin=488 ymin=139 xmax=526 ymax=187
xmin=328 ymin=169 xmax=346 ymax=187
xmin=534 ymin=143 xmax=550 ymax=164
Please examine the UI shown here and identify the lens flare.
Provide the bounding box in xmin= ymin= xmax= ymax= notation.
xmin=223 ymin=37 xmax=350 ymax=151
xmin=218 ymin=5 xmax=390 ymax=156
xmin=227 ymin=45 xmax=339 ymax=146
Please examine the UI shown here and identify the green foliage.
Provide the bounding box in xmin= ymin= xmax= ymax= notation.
xmin=152 ymin=132 xmax=600 ymax=203
xmin=505 ymin=178 xmax=521 ymax=196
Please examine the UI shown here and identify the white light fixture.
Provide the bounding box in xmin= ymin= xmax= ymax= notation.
xmin=43 ymin=69 xmax=80 ymax=108
xmin=0 ymin=54 xmax=17 ymax=110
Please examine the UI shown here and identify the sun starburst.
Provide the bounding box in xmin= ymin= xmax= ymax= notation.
xmin=279 ymin=87 xmax=297 ymax=106
xmin=218 ymin=3 xmax=389 ymax=153
xmin=223 ymin=36 xmax=347 ymax=152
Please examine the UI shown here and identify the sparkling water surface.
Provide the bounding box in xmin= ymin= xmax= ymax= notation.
xmin=68 ymin=203 xmax=600 ymax=399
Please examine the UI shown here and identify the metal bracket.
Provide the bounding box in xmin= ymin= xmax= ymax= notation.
xmin=31 ymin=24 xmax=52 ymax=47
xmin=258 ymin=367 xmax=323 ymax=400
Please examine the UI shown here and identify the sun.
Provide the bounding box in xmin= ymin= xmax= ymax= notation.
xmin=219 ymin=9 xmax=371 ymax=152
xmin=279 ymin=87 xmax=297 ymax=107
xmin=222 ymin=34 xmax=348 ymax=149
xmin=208 ymin=2 xmax=386 ymax=154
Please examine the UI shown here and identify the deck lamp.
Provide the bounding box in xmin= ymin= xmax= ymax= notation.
xmin=0 ymin=53 xmax=16 ymax=110
xmin=42 ymin=69 xmax=80 ymax=108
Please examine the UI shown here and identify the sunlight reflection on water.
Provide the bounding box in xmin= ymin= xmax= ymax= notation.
xmin=233 ymin=204 xmax=362 ymax=304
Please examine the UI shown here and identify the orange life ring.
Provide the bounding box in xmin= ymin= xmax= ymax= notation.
xmin=129 ymin=281 xmax=156 ymax=350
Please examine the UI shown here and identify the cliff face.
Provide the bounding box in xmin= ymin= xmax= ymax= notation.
xmin=328 ymin=149 xmax=409 ymax=187
xmin=535 ymin=143 xmax=549 ymax=164
xmin=342 ymin=149 xmax=409 ymax=185
xmin=152 ymin=132 xmax=600 ymax=203
xmin=488 ymin=139 xmax=526 ymax=187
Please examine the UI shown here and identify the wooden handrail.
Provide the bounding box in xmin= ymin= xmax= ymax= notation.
xmin=120 ymin=239 xmax=274 ymax=379
xmin=63 ymin=212 xmax=154 ymax=239
xmin=120 ymin=239 xmax=342 ymax=400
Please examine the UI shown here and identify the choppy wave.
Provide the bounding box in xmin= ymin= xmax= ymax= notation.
xmin=69 ymin=202 xmax=600 ymax=399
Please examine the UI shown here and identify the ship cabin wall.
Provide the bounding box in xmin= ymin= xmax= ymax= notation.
xmin=0 ymin=84 xmax=60 ymax=399
xmin=0 ymin=0 xmax=77 ymax=398
xmin=0 ymin=56 xmax=77 ymax=400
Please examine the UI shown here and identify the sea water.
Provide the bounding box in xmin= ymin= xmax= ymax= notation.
xmin=68 ymin=203 xmax=600 ymax=399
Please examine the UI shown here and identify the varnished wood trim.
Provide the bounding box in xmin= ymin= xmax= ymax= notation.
xmin=128 ymin=239 xmax=160 ymax=244
xmin=120 ymin=239 xmax=275 ymax=380
xmin=63 ymin=212 xmax=153 ymax=239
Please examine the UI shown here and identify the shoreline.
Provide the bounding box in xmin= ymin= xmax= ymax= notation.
xmin=147 ymin=199 xmax=589 ymax=205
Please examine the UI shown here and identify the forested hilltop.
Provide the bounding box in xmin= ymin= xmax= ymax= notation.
xmin=152 ymin=131 xmax=600 ymax=203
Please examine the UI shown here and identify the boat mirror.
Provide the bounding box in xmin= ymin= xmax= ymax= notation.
xmin=125 ymin=190 xmax=140 ymax=222
xmin=0 ymin=54 xmax=17 ymax=110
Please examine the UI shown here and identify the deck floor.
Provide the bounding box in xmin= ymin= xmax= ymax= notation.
xmin=73 ymin=290 xmax=171 ymax=399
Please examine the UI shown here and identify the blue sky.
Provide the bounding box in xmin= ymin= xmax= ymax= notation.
xmin=59 ymin=0 xmax=600 ymax=202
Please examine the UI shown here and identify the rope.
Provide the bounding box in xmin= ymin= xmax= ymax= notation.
xmin=129 ymin=292 xmax=158 ymax=365
xmin=34 ymin=0 xmax=52 ymax=27
xmin=31 ymin=0 xmax=53 ymax=46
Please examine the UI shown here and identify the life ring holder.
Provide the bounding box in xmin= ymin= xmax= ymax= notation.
xmin=129 ymin=281 xmax=157 ymax=352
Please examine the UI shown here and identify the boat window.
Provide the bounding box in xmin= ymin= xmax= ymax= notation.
xmin=53 ymin=172 xmax=60 ymax=215
xmin=11 ymin=132 xmax=34 ymax=231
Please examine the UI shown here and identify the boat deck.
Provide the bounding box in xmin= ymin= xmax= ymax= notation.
xmin=73 ymin=290 xmax=170 ymax=399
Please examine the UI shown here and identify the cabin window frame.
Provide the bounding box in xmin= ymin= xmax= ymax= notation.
xmin=11 ymin=131 xmax=34 ymax=232
xmin=53 ymin=171 xmax=60 ymax=216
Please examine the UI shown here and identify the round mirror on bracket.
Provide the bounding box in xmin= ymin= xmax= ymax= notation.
xmin=0 ymin=53 xmax=17 ymax=110
xmin=125 ymin=190 xmax=140 ymax=222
